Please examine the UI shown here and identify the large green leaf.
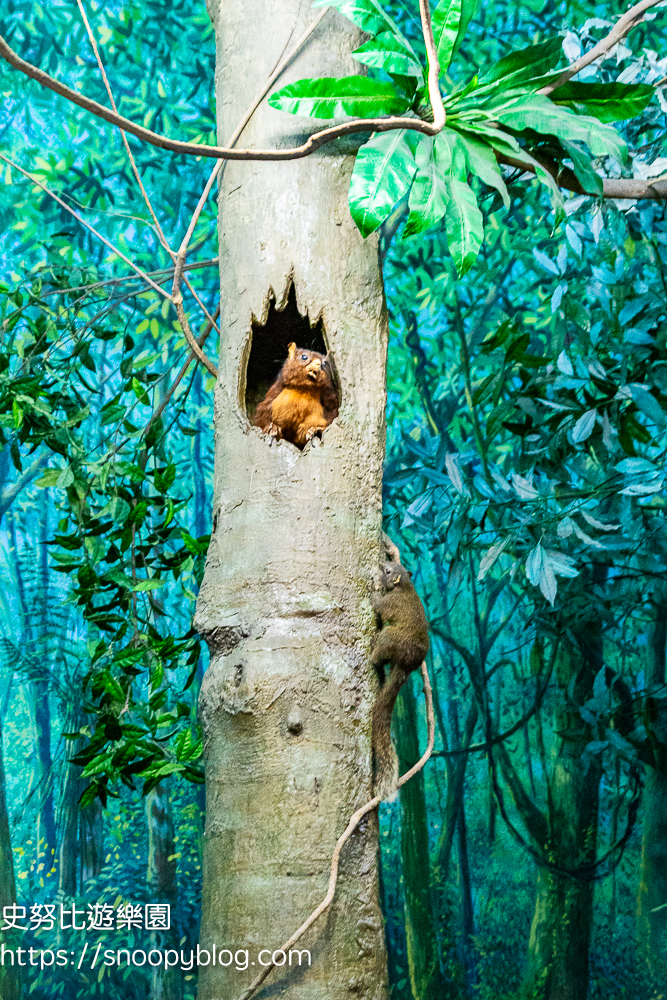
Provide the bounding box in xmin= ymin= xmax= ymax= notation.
xmin=352 ymin=31 xmax=424 ymax=84
xmin=440 ymin=133 xmax=484 ymax=275
xmin=432 ymin=0 xmax=462 ymax=75
xmin=454 ymin=120 xmax=565 ymax=221
xmin=403 ymin=134 xmax=451 ymax=238
xmin=481 ymin=37 xmax=563 ymax=85
xmin=489 ymin=93 xmax=627 ymax=162
xmin=458 ymin=133 xmax=510 ymax=207
xmin=432 ymin=0 xmax=477 ymax=73
xmin=560 ymin=138 xmax=603 ymax=195
xmin=349 ymin=129 xmax=419 ymax=237
xmin=268 ymin=76 xmax=409 ymax=118
xmin=552 ymin=81 xmax=655 ymax=122
xmin=313 ymin=0 xmax=416 ymax=57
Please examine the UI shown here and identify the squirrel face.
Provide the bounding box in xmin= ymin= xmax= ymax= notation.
xmin=379 ymin=562 xmax=411 ymax=590
xmin=282 ymin=342 xmax=331 ymax=389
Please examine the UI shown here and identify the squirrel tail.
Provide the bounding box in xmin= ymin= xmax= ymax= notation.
xmin=371 ymin=665 xmax=410 ymax=801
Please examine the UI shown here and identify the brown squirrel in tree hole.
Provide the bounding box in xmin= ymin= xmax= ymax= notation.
xmin=371 ymin=561 xmax=429 ymax=797
xmin=254 ymin=342 xmax=339 ymax=448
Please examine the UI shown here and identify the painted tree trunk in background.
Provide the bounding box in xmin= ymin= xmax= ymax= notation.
xmin=146 ymin=783 xmax=181 ymax=1000
xmin=58 ymin=734 xmax=81 ymax=897
xmin=58 ymin=705 xmax=104 ymax=895
xmin=33 ymin=679 xmax=56 ymax=867
xmin=636 ymin=600 xmax=667 ymax=979
xmin=80 ymin=798 xmax=104 ymax=884
xmin=522 ymin=638 xmax=603 ymax=1000
xmin=395 ymin=676 xmax=445 ymax=1000
xmin=195 ymin=2 xmax=389 ymax=996
xmin=0 ymin=717 xmax=20 ymax=999
xmin=35 ymin=493 xmax=56 ymax=868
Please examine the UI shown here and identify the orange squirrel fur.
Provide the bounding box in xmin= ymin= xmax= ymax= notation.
xmin=254 ymin=342 xmax=339 ymax=448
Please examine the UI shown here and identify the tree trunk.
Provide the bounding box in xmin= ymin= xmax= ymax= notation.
xmin=395 ymin=676 xmax=445 ymax=1000
xmin=146 ymin=783 xmax=181 ymax=1000
xmin=636 ymin=600 xmax=667 ymax=980
xmin=57 ymin=748 xmax=82 ymax=897
xmin=195 ymin=3 xmax=389 ymax=997
xmin=522 ymin=641 xmax=603 ymax=1000
xmin=33 ymin=679 xmax=56 ymax=868
xmin=0 ymin=717 xmax=21 ymax=999
xmin=455 ymin=805 xmax=475 ymax=988
xmin=80 ymin=797 xmax=104 ymax=884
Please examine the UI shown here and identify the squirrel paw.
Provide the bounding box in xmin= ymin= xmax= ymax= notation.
xmin=305 ymin=425 xmax=327 ymax=443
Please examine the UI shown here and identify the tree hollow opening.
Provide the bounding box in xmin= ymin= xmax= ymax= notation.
xmin=244 ymin=283 xmax=339 ymax=449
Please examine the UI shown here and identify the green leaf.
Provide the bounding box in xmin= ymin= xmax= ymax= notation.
xmin=552 ymin=81 xmax=654 ymax=123
xmin=432 ymin=0 xmax=462 ymax=75
xmin=630 ymin=385 xmax=666 ymax=428
xmin=106 ymin=569 xmax=134 ymax=589
xmin=56 ymin=465 xmax=75 ymax=488
xmin=313 ymin=0 xmax=392 ymax=35
xmin=132 ymin=377 xmax=150 ymax=405
xmin=313 ymin=0 xmax=415 ymax=56
xmin=132 ymin=578 xmax=166 ymax=592
xmin=457 ymin=133 xmax=510 ymax=206
xmin=441 ymin=133 xmax=484 ymax=275
xmin=481 ymin=37 xmax=563 ymax=85
xmin=349 ymin=129 xmax=418 ymax=237
xmin=560 ymin=139 xmax=603 ymax=195
xmin=352 ymin=32 xmax=424 ymax=84
xmin=432 ymin=0 xmax=477 ymax=73
xmin=454 ymin=120 xmax=564 ymax=220
xmin=526 ymin=542 xmax=557 ymax=605
xmin=490 ymin=93 xmax=627 ymax=162
xmin=35 ymin=467 xmax=65 ymax=488
xmin=403 ymin=134 xmax=451 ymax=238
xmin=268 ymin=76 xmax=409 ymax=118
xmin=446 ymin=178 xmax=483 ymax=276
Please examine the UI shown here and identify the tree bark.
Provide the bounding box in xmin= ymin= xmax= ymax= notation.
xmin=146 ymin=783 xmax=181 ymax=1000
xmin=33 ymin=679 xmax=56 ymax=869
xmin=395 ymin=676 xmax=445 ymax=1000
xmin=522 ymin=640 xmax=603 ymax=1000
xmin=636 ymin=599 xmax=667 ymax=980
xmin=57 ymin=746 xmax=81 ymax=897
xmin=80 ymin=797 xmax=104 ymax=884
xmin=0 ymin=717 xmax=21 ymax=999
xmin=195 ymin=2 xmax=389 ymax=997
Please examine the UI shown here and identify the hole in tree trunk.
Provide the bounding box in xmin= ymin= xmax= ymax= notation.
xmin=244 ymin=282 xmax=340 ymax=449
xmin=245 ymin=283 xmax=329 ymax=420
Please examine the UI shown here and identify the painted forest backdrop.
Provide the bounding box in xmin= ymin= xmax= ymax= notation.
xmin=1 ymin=1 xmax=667 ymax=998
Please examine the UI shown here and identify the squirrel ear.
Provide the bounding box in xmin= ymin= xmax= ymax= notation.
xmin=287 ymin=342 xmax=297 ymax=359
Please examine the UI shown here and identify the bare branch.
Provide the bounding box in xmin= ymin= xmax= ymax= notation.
xmin=141 ymin=304 xmax=220 ymax=443
xmin=419 ymin=0 xmax=445 ymax=129
xmin=171 ymin=291 xmax=218 ymax=378
xmin=0 ymin=19 xmax=444 ymax=163
xmin=3 ymin=6 xmax=664 ymax=199
xmin=498 ymin=150 xmax=667 ymax=199
xmin=541 ymin=0 xmax=666 ymax=95
xmin=235 ymin=662 xmax=436 ymax=1000
xmin=0 ymin=452 xmax=49 ymax=521
xmin=41 ymin=259 xmax=218 ymax=298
